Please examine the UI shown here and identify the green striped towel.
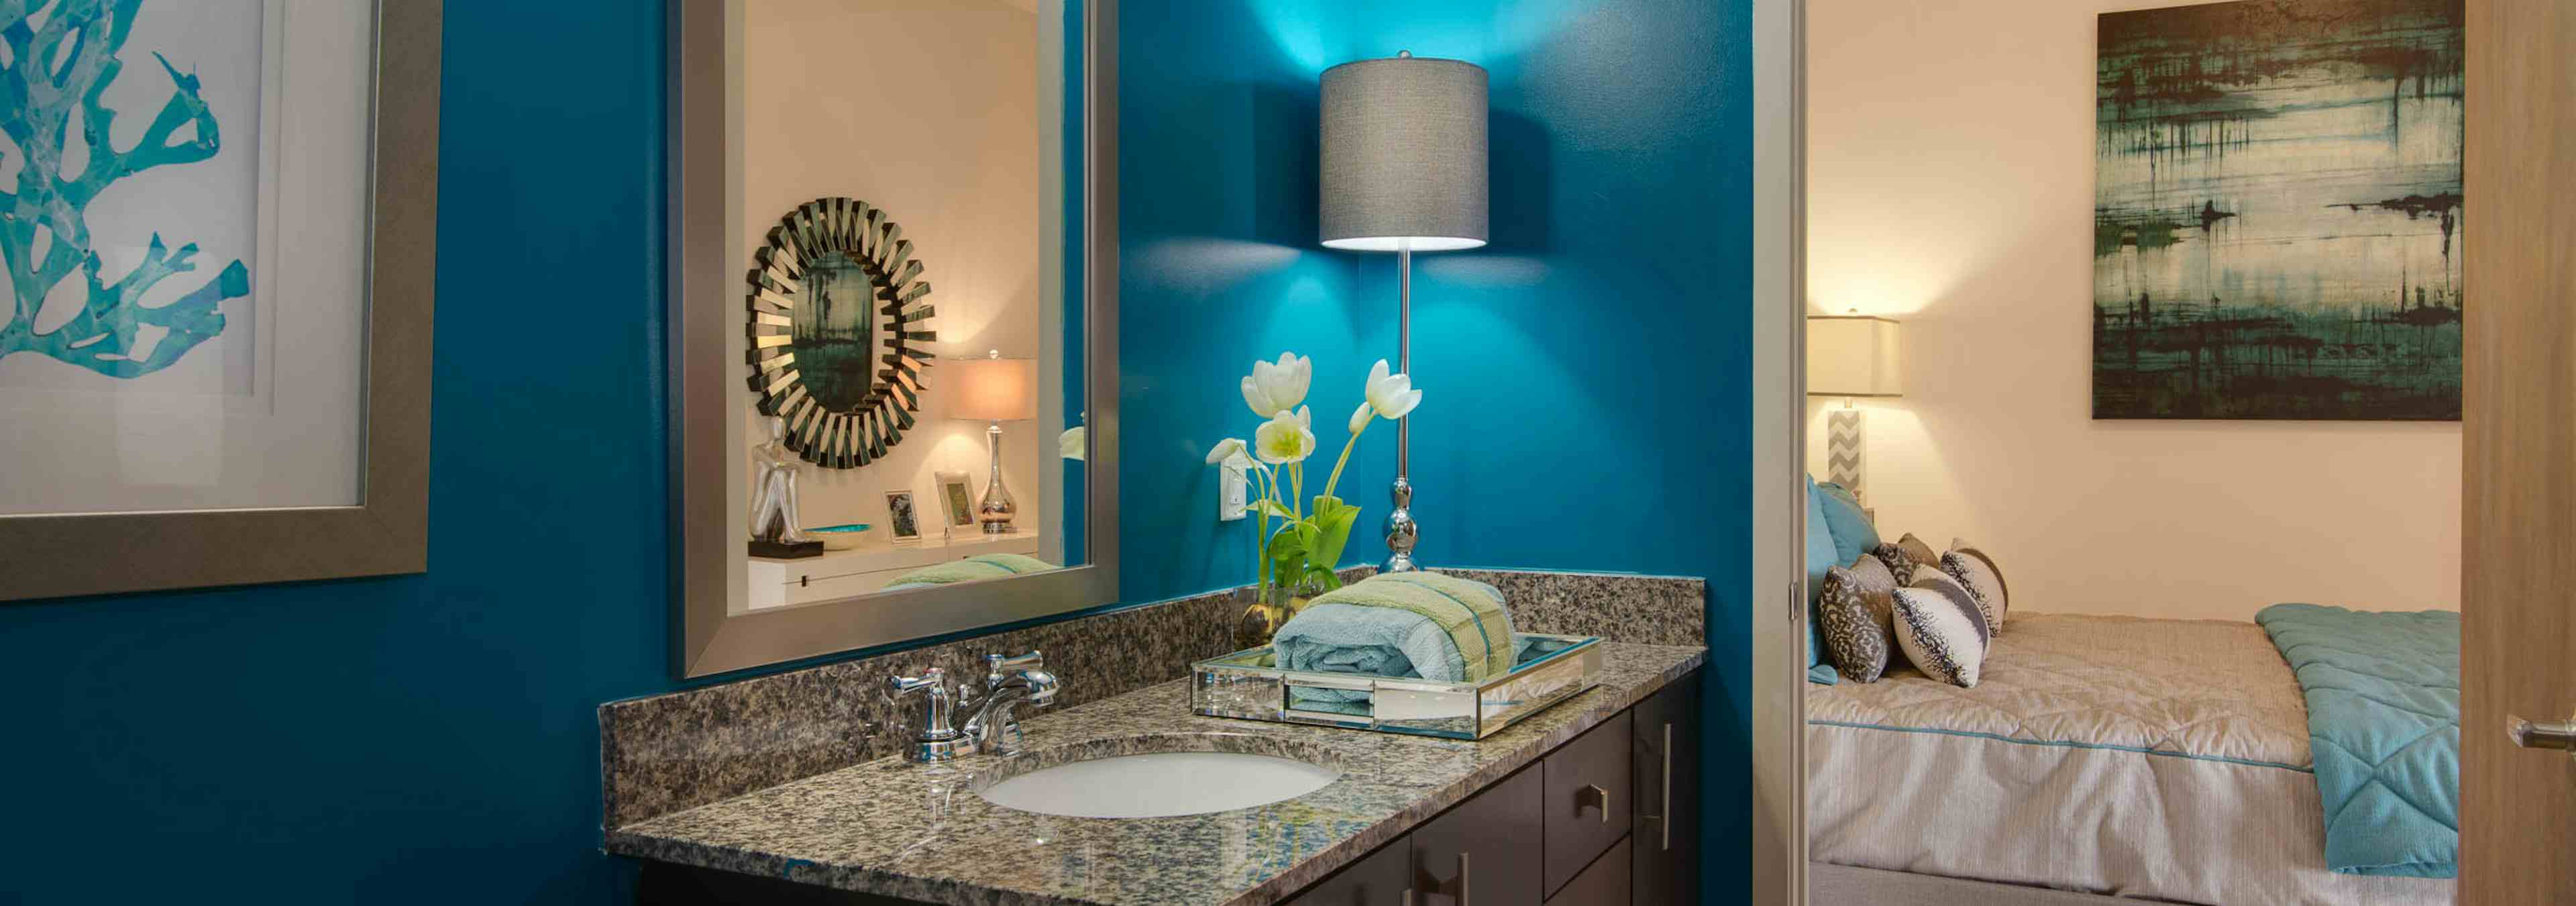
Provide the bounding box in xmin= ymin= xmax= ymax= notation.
xmin=1274 ymin=572 xmax=1516 ymax=686
xmin=884 ymin=553 xmax=1057 ymax=590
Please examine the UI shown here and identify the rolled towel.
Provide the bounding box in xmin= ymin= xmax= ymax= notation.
xmin=1271 ymin=572 xmax=1516 ymax=699
xmin=883 ymin=553 xmax=1057 ymax=590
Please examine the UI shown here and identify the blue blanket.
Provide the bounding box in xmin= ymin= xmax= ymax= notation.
xmin=2255 ymin=603 xmax=2459 ymax=878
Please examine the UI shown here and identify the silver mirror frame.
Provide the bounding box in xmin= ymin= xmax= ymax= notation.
xmin=667 ymin=0 xmax=1118 ymax=679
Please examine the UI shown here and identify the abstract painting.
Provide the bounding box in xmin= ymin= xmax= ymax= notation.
xmin=0 ymin=0 xmax=251 ymax=379
xmin=2094 ymin=0 xmax=2464 ymax=420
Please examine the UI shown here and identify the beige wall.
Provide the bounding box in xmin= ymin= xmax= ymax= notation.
xmin=738 ymin=0 xmax=1049 ymax=546
xmin=1807 ymin=0 xmax=2461 ymax=620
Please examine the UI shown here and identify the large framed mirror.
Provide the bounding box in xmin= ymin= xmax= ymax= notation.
xmin=669 ymin=0 xmax=1118 ymax=678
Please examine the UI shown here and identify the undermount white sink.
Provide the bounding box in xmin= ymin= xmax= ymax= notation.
xmin=977 ymin=751 xmax=1341 ymax=819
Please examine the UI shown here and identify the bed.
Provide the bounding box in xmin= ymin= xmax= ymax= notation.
xmin=1805 ymin=611 xmax=2457 ymax=905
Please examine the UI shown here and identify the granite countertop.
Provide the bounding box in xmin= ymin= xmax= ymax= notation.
xmin=607 ymin=641 xmax=1707 ymax=905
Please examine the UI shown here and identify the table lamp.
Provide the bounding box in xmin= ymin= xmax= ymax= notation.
xmin=951 ymin=350 xmax=1037 ymax=534
xmin=1321 ymin=50 xmax=1489 ymax=572
xmin=1805 ymin=315 xmax=1902 ymax=503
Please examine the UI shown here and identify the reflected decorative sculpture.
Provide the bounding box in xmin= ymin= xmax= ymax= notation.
xmin=749 ymin=415 xmax=822 ymax=559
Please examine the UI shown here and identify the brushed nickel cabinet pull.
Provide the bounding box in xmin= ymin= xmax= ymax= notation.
xmin=1457 ymin=852 xmax=1470 ymax=905
xmin=1585 ymin=783 xmax=1611 ymax=823
xmin=1660 ymin=720 xmax=1673 ymax=850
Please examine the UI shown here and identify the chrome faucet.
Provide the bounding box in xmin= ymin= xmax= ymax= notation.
xmin=887 ymin=667 xmax=972 ymax=763
xmin=961 ymin=651 xmax=1059 ymax=756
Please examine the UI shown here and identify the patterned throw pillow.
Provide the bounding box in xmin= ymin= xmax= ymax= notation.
xmin=1940 ymin=540 xmax=2010 ymax=634
xmin=1868 ymin=542 xmax=1919 ymax=585
xmin=1896 ymin=534 xmax=1941 ymax=573
xmin=1891 ymin=572 xmax=1989 ymax=688
xmin=1817 ymin=556 xmax=1900 ymax=683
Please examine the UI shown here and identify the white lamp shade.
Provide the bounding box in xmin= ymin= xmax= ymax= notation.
xmin=1320 ymin=54 xmax=1489 ymax=252
xmin=1806 ymin=316 xmax=1902 ymax=397
xmin=949 ymin=357 xmax=1037 ymax=421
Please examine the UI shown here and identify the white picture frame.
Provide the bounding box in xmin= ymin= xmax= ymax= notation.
xmin=934 ymin=470 xmax=977 ymax=536
xmin=883 ymin=489 xmax=922 ymax=543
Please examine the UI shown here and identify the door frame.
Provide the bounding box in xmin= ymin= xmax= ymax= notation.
xmin=1750 ymin=0 xmax=1809 ymax=902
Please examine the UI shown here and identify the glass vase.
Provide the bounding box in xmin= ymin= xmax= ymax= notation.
xmin=1233 ymin=576 xmax=1326 ymax=652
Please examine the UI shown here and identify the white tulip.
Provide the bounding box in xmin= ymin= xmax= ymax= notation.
xmin=1241 ymin=352 xmax=1312 ymax=418
xmin=1252 ymin=408 xmax=1317 ymax=464
xmin=1362 ymin=359 xmax=1422 ymax=421
xmin=1204 ymin=437 xmax=1246 ymax=465
xmin=1347 ymin=401 xmax=1373 ymax=434
xmin=1059 ymin=425 xmax=1087 ymax=461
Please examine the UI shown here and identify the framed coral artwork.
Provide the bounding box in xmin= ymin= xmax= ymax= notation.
xmin=0 ymin=0 xmax=439 ymax=599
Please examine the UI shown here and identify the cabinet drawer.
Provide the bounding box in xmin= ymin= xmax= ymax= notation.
xmin=1545 ymin=836 xmax=1631 ymax=906
xmin=1411 ymin=764 xmax=1544 ymax=906
xmin=1284 ymin=836 xmax=1411 ymax=905
xmin=1542 ymin=711 xmax=1631 ymax=897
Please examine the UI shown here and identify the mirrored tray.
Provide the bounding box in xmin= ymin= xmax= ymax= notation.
xmin=1190 ymin=633 xmax=1604 ymax=740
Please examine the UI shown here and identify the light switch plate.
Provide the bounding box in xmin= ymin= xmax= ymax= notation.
xmin=1221 ymin=466 xmax=1248 ymax=521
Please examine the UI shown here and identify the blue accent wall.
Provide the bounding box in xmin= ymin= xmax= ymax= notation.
xmin=0 ymin=2 xmax=672 ymax=901
xmin=1117 ymin=0 xmax=1753 ymax=897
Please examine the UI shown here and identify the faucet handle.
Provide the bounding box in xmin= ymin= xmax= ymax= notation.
xmin=985 ymin=650 xmax=1044 ymax=685
xmin=888 ymin=666 xmax=949 ymax=699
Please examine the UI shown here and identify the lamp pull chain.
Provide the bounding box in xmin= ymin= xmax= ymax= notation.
xmin=1384 ymin=246 xmax=1419 ymax=573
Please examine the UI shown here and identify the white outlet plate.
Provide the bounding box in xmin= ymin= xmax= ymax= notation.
xmin=1221 ymin=466 xmax=1248 ymax=521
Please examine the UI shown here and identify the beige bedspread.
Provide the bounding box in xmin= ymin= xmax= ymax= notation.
xmin=1807 ymin=613 xmax=2453 ymax=905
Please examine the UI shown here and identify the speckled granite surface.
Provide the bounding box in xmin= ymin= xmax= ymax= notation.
xmin=608 ymin=642 xmax=1705 ymax=906
xmin=599 ymin=570 xmax=1705 ymax=830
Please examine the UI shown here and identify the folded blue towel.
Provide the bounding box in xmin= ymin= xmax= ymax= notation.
xmin=1271 ymin=573 xmax=1515 ymax=703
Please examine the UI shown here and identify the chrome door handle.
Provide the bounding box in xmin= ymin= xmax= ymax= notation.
xmin=2508 ymin=714 xmax=2576 ymax=752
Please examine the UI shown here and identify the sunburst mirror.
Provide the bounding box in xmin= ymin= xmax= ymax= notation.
xmin=745 ymin=197 xmax=937 ymax=468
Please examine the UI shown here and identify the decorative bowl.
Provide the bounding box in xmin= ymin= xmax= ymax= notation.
xmin=805 ymin=523 xmax=872 ymax=550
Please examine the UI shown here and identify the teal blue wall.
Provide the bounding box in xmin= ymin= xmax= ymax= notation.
xmin=1 ymin=1 xmax=1753 ymax=901
xmin=1116 ymin=0 xmax=1754 ymax=899
xmin=0 ymin=2 xmax=672 ymax=901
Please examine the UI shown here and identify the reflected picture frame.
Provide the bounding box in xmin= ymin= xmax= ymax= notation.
xmin=934 ymin=470 xmax=977 ymax=534
xmin=884 ymin=490 xmax=922 ymax=544
xmin=0 ymin=0 xmax=440 ymax=602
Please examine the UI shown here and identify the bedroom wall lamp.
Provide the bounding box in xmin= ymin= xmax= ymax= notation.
xmin=1320 ymin=50 xmax=1489 ymax=573
xmin=1807 ymin=314 xmax=1903 ymax=503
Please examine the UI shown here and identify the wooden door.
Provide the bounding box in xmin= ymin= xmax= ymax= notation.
xmin=2460 ymin=0 xmax=2576 ymax=900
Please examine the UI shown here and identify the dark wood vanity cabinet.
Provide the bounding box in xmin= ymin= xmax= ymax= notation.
xmin=1410 ymin=764 xmax=1544 ymax=906
xmin=1629 ymin=675 xmax=1701 ymax=906
xmin=1285 ymin=668 xmax=1703 ymax=906
xmin=1287 ymin=837 xmax=1412 ymax=905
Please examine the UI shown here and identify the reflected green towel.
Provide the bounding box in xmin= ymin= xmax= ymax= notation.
xmin=885 ymin=553 xmax=1057 ymax=589
xmin=1291 ymin=572 xmax=1515 ymax=682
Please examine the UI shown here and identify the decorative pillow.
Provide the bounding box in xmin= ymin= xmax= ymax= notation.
xmin=1802 ymin=476 xmax=1841 ymax=685
xmin=1813 ymin=481 xmax=1880 ymax=563
xmin=1896 ymin=533 xmax=1940 ymax=572
xmin=1940 ymin=540 xmax=2010 ymax=634
xmin=1867 ymin=542 xmax=1919 ymax=585
xmin=1891 ymin=573 xmax=1989 ymax=688
xmin=1817 ymin=555 xmax=1900 ymax=682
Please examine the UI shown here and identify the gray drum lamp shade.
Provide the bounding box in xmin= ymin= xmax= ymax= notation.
xmin=1320 ymin=54 xmax=1489 ymax=252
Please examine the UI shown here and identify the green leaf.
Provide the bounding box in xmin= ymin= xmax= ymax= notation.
xmin=1252 ymin=498 xmax=1300 ymax=522
xmin=1264 ymin=525 xmax=1309 ymax=588
xmin=1305 ymin=495 xmax=1362 ymax=585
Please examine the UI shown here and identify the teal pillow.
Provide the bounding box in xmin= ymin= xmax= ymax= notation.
xmin=1814 ymin=481 xmax=1880 ymax=563
xmin=1804 ymin=475 xmax=1841 ymax=685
